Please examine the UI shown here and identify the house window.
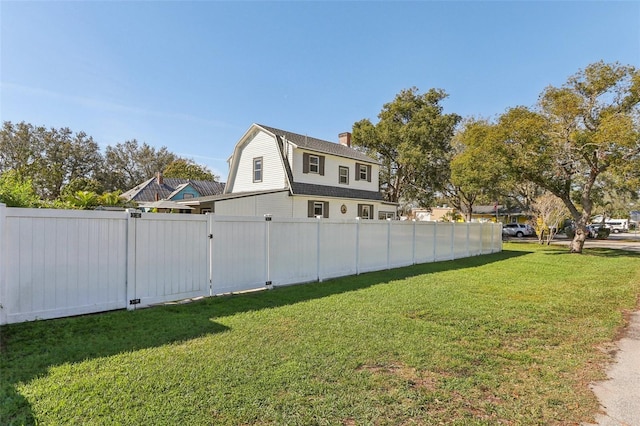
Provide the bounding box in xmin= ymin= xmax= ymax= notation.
xmin=182 ymin=193 xmax=194 ymax=199
xmin=379 ymin=211 xmax=395 ymax=220
xmin=309 ymin=155 xmax=320 ymax=173
xmin=355 ymin=163 xmax=372 ymax=182
xmin=339 ymin=166 xmax=349 ymax=185
xmin=308 ymin=200 xmax=329 ymax=218
xmin=253 ymin=157 xmax=263 ymax=182
xmin=358 ymin=204 xmax=373 ymax=219
xmin=303 ymin=153 xmax=325 ymax=175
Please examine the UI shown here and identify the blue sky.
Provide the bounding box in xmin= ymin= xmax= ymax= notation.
xmin=1 ymin=1 xmax=638 ymax=180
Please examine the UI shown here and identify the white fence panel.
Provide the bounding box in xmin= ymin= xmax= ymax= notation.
xmin=453 ymin=224 xmax=469 ymax=259
xmin=0 ymin=204 xmax=504 ymax=325
xmin=468 ymin=223 xmax=483 ymax=256
xmin=210 ymin=216 xmax=267 ymax=295
xmin=481 ymin=223 xmax=494 ymax=254
xmin=319 ymin=220 xmax=357 ymax=280
xmin=389 ymin=221 xmax=415 ymax=268
xmin=269 ymin=218 xmax=319 ymax=286
xmin=414 ymin=221 xmax=436 ymax=264
xmin=358 ymin=220 xmax=389 ymax=273
xmin=132 ymin=213 xmax=209 ymax=308
xmin=3 ymin=208 xmax=127 ymax=323
xmin=435 ymin=222 xmax=454 ymax=261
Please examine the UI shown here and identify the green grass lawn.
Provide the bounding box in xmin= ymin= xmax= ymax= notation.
xmin=2 ymin=243 xmax=639 ymax=425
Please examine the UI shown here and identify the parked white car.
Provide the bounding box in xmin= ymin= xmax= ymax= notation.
xmin=502 ymin=223 xmax=536 ymax=237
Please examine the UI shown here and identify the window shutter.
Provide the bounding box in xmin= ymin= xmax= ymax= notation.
xmin=319 ymin=156 xmax=325 ymax=176
xmin=367 ymin=165 xmax=372 ymax=182
xmin=357 ymin=204 xmax=362 ymax=217
xmin=303 ymin=153 xmax=309 ymax=174
xmin=323 ymin=201 xmax=329 ymax=218
xmin=308 ymin=200 xmax=314 ymax=217
xmin=355 ymin=163 xmax=361 ymax=181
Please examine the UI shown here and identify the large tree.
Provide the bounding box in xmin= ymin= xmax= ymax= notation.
xmin=352 ymin=87 xmax=461 ymax=207
xmin=0 ymin=122 xmax=103 ymax=199
xmin=163 ymin=158 xmax=218 ymax=181
xmin=446 ymin=120 xmax=503 ymax=221
xmin=494 ymin=62 xmax=640 ymax=253
xmin=101 ymin=140 xmax=177 ymax=191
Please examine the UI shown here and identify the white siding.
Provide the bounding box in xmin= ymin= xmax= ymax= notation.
xmin=229 ymin=130 xmax=287 ymax=193
xmin=292 ymin=197 xmax=388 ymax=220
xmin=215 ymin=192 xmax=294 ymax=217
xmin=291 ymin=150 xmax=379 ymax=192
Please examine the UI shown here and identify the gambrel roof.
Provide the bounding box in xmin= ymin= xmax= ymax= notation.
xmin=257 ymin=124 xmax=378 ymax=164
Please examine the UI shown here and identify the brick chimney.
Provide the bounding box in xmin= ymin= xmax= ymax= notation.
xmin=339 ymin=132 xmax=351 ymax=147
xmin=156 ymin=171 xmax=163 ymax=185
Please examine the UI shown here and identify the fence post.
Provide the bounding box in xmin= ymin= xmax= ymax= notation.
xmin=264 ymin=214 xmax=272 ymax=289
xmin=355 ymin=217 xmax=360 ymax=275
xmin=0 ymin=203 xmax=6 ymax=325
xmin=125 ymin=209 xmax=140 ymax=311
xmin=316 ymin=216 xmax=322 ymax=282
xmin=207 ymin=214 xmax=214 ymax=296
xmin=386 ymin=219 xmax=392 ymax=269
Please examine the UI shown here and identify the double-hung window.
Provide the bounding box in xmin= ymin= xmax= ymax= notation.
xmin=355 ymin=163 xmax=371 ymax=182
xmin=339 ymin=166 xmax=349 ymax=185
xmin=253 ymin=157 xmax=263 ymax=182
xmin=303 ymin=153 xmax=325 ymax=175
xmin=309 ymin=155 xmax=320 ymax=173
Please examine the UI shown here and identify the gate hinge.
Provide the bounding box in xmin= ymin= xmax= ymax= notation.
xmin=265 ymin=281 xmax=272 ymax=287
xmin=130 ymin=212 xmax=142 ymax=218
xmin=129 ymin=298 xmax=141 ymax=305
xmin=208 ymin=234 xmax=213 ymax=239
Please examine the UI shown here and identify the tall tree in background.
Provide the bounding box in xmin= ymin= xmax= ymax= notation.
xmin=0 ymin=122 xmax=103 ymax=199
xmin=352 ymin=87 xmax=461 ymax=208
xmin=446 ymin=120 xmax=503 ymax=221
xmin=494 ymin=62 xmax=639 ymax=253
xmin=102 ymin=140 xmax=177 ymax=191
xmin=163 ymin=158 xmax=218 ymax=181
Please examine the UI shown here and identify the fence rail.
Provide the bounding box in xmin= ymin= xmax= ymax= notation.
xmin=0 ymin=204 xmax=502 ymax=325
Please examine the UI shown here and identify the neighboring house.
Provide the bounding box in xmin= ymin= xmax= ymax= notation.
xmin=183 ymin=124 xmax=397 ymax=219
xmin=122 ymin=173 xmax=225 ymax=211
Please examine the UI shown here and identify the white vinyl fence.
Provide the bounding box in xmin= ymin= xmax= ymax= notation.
xmin=0 ymin=204 xmax=502 ymax=324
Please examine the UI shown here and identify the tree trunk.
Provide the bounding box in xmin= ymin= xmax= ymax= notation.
xmin=570 ymin=223 xmax=588 ymax=253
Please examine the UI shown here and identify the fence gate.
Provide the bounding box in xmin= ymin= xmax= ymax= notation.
xmin=126 ymin=211 xmax=210 ymax=310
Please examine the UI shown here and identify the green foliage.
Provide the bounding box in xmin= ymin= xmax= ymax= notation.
xmin=64 ymin=190 xmax=99 ymax=209
xmin=352 ymin=87 xmax=461 ymax=205
xmin=492 ymin=62 xmax=640 ymax=252
xmin=2 ymin=245 xmax=639 ymax=424
xmin=0 ymin=170 xmax=40 ymax=207
xmin=98 ymin=190 xmax=126 ymax=206
xmin=60 ymin=177 xmax=104 ymax=200
xmin=0 ymin=122 xmax=103 ymax=200
xmin=163 ymin=158 xmax=218 ymax=181
xmin=101 ymin=139 xmax=177 ymax=191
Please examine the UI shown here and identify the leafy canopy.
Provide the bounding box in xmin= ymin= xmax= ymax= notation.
xmin=352 ymin=87 xmax=461 ymax=207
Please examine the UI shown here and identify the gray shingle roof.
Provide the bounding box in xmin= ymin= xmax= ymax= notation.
xmin=123 ymin=177 xmax=225 ymax=202
xmin=291 ymin=182 xmax=383 ymax=201
xmin=257 ymin=124 xmax=378 ymax=164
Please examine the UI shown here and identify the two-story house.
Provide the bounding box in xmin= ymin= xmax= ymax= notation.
xmin=184 ymin=124 xmax=397 ymax=219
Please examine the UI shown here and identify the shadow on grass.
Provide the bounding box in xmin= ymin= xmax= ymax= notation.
xmin=0 ymin=249 xmax=527 ymax=424
xmin=541 ymin=247 xmax=640 ymax=258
